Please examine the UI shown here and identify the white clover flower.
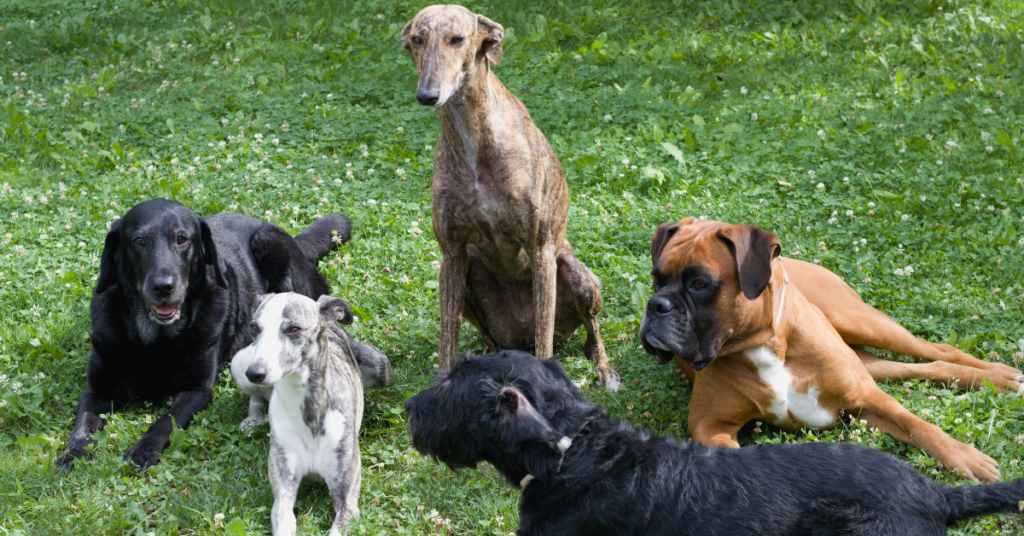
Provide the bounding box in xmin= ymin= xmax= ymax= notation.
xmin=396 ymin=127 xmax=404 ymax=133
xmin=750 ymin=112 xmax=758 ymax=121
xmin=986 ymin=146 xmax=993 ymax=153
xmin=820 ymin=50 xmax=828 ymax=57
xmin=573 ymin=54 xmax=582 ymax=61
xmin=604 ymin=114 xmax=612 ymax=122
xmin=763 ymin=94 xmax=770 ymax=100
xmin=367 ymin=199 xmax=376 ymax=206
xmin=901 ymin=214 xmax=909 ymax=221
xmin=816 ymin=183 xmax=825 ymax=190
xmin=983 ymin=108 xmax=993 ymax=114
xmin=867 ymin=202 xmax=875 ymax=208
xmin=845 ymin=210 xmax=854 ymax=217
xmin=622 ymin=158 xmax=629 ymax=165
xmin=396 ymin=168 xmax=406 ymax=178
xmin=740 ymin=86 xmax=748 ymax=95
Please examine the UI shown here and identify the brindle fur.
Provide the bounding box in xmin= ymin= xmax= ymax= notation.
xmin=401 ymin=5 xmax=619 ymax=390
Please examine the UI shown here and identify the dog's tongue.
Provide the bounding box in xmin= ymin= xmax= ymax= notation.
xmin=154 ymin=304 xmax=177 ymax=315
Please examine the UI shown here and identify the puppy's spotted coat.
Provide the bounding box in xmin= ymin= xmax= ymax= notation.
xmin=239 ymin=292 xmax=388 ymax=536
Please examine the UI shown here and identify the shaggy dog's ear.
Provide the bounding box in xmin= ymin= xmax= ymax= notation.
xmin=493 ymin=385 xmax=562 ymax=479
xmin=317 ymin=295 xmax=353 ymax=325
xmin=199 ymin=217 xmax=228 ymax=289
xmin=95 ymin=218 xmax=123 ymax=293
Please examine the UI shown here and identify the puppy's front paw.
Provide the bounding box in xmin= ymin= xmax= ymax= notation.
xmin=123 ymin=442 xmax=161 ymax=471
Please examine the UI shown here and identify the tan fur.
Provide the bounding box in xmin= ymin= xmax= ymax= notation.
xmin=653 ymin=217 xmax=1022 ymax=483
xmin=402 ymin=5 xmax=619 ymax=389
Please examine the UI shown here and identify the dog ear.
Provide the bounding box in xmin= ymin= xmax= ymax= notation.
xmin=400 ymin=20 xmax=413 ymax=51
xmin=95 ymin=219 xmax=123 ymax=293
xmin=199 ymin=217 xmax=228 ymax=289
xmin=476 ymin=14 xmax=503 ymax=66
xmin=717 ymin=224 xmax=782 ymax=300
xmin=253 ymin=293 xmax=274 ymax=314
xmin=494 ymin=386 xmax=557 ymax=447
xmin=317 ymin=295 xmax=353 ymax=325
xmin=650 ymin=221 xmax=681 ymax=266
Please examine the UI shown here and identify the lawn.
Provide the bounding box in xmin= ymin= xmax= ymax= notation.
xmin=1 ymin=0 xmax=1023 ymax=534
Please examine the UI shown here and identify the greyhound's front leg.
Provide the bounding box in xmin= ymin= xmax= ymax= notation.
xmin=533 ymin=245 xmax=558 ymax=360
xmin=438 ymin=246 xmax=469 ymax=370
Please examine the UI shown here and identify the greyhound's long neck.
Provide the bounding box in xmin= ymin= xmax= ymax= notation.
xmin=436 ymin=69 xmax=512 ymax=174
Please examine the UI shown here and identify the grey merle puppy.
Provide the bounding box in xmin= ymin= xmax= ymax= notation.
xmin=241 ymin=292 xmax=386 ymax=536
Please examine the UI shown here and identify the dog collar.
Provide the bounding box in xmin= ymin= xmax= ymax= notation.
xmin=520 ymin=431 xmax=580 ymax=489
xmin=774 ymin=257 xmax=789 ymax=328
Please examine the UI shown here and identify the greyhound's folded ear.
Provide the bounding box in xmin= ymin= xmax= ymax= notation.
xmin=317 ymin=295 xmax=353 ymax=325
xmin=95 ymin=219 xmax=123 ymax=293
xmin=199 ymin=217 xmax=228 ymax=289
xmin=400 ymin=20 xmax=413 ymax=51
xmin=476 ymin=14 xmax=504 ymax=66
xmin=717 ymin=224 xmax=782 ymax=300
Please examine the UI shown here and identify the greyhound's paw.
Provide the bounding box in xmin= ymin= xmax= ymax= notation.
xmin=123 ymin=442 xmax=161 ymax=472
xmin=239 ymin=415 xmax=266 ymax=432
xmin=599 ymin=369 xmax=621 ymax=392
xmin=939 ymin=443 xmax=1000 ymax=483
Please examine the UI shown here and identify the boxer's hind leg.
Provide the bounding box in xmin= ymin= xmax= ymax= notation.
xmin=556 ymin=247 xmax=619 ymax=391
xmin=854 ymin=346 xmax=1021 ymax=393
xmin=852 ymin=387 xmax=1000 ymax=482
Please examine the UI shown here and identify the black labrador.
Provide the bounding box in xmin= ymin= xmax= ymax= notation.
xmin=406 ymin=351 xmax=1024 ymax=536
xmin=58 ymin=198 xmax=350 ymax=471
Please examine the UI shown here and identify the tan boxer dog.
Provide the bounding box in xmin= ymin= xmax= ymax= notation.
xmin=401 ymin=5 xmax=618 ymax=389
xmin=639 ymin=217 xmax=1023 ymax=483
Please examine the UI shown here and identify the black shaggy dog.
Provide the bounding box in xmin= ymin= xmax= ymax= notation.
xmin=57 ymin=198 xmax=350 ymax=471
xmin=406 ymin=351 xmax=1024 ymax=536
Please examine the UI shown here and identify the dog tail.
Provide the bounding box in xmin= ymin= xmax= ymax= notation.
xmin=294 ymin=213 xmax=351 ymax=263
xmin=943 ymin=477 xmax=1024 ymax=524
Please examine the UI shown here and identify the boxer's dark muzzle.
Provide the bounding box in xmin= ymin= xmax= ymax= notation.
xmin=639 ymin=291 xmax=720 ymax=371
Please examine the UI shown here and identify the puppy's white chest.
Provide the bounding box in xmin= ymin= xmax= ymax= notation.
xmin=744 ymin=346 xmax=834 ymax=428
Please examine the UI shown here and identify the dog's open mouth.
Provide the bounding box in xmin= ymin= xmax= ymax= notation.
xmin=149 ymin=303 xmax=181 ymax=324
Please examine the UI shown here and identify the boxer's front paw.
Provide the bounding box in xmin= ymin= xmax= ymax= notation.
xmin=937 ymin=442 xmax=1000 ymax=483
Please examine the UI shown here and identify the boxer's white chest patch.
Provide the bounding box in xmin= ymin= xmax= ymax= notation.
xmin=744 ymin=346 xmax=834 ymax=428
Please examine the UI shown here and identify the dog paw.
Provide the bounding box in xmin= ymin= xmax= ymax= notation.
xmin=599 ymin=370 xmax=621 ymax=392
xmin=122 ymin=443 xmax=161 ymax=471
xmin=55 ymin=448 xmax=88 ymax=472
xmin=939 ymin=444 xmax=1000 ymax=483
xmin=239 ymin=415 xmax=266 ymax=431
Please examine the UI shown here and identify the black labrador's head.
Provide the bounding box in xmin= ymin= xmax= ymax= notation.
xmin=405 ymin=351 xmax=590 ymax=486
xmin=639 ymin=217 xmax=781 ymax=370
xmin=97 ymin=198 xmax=226 ymax=342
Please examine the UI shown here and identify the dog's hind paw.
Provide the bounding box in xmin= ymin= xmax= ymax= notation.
xmin=239 ymin=415 xmax=266 ymax=432
xmin=599 ymin=370 xmax=621 ymax=392
xmin=122 ymin=443 xmax=161 ymax=472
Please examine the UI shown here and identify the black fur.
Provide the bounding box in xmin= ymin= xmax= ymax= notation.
xmin=58 ymin=199 xmax=350 ymax=471
xmin=405 ymin=351 xmax=1024 ymax=536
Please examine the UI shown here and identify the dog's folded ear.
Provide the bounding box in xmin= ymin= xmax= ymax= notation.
xmin=317 ymin=295 xmax=353 ymax=325
xmin=199 ymin=217 xmax=228 ymax=289
xmin=95 ymin=219 xmax=123 ymax=293
xmin=717 ymin=224 xmax=782 ymax=300
xmin=476 ymin=14 xmax=503 ymax=66
xmin=400 ymin=20 xmax=413 ymax=51
xmin=494 ymin=386 xmax=558 ymax=448
xmin=254 ymin=293 xmax=274 ymax=313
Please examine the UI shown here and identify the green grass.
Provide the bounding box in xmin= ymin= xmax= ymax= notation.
xmin=1 ymin=0 xmax=1023 ymax=533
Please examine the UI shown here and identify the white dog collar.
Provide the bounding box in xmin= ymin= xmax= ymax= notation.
xmin=520 ymin=436 xmax=573 ymax=489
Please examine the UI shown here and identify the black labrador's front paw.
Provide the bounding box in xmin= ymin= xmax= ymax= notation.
xmin=56 ymin=438 xmax=94 ymax=472
xmin=122 ymin=441 xmax=161 ymax=471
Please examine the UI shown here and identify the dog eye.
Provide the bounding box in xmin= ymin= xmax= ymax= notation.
xmin=690 ymin=281 xmax=708 ymax=291
xmin=450 ymin=36 xmax=464 ymax=45
xmin=250 ymin=323 xmax=259 ymax=335
xmin=176 ymin=236 xmax=187 ymax=245
xmin=411 ymin=36 xmax=423 ymax=45
xmin=133 ymin=237 xmax=145 ymax=246
xmin=286 ymin=326 xmax=301 ymax=334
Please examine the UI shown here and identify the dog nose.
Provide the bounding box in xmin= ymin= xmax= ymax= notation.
xmin=648 ymin=295 xmax=675 ymax=316
xmin=416 ymin=89 xmax=439 ymax=106
xmin=151 ymin=276 xmax=175 ymax=297
xmin=246 ymin=364 xmax=267 ymax=384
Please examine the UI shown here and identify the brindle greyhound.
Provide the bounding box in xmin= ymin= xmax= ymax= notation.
xmin=402 ymin=5 xmax=619 ymax=390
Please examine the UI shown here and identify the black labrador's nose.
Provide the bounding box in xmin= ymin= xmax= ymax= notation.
xmin=648 ymin=295 xmax=675 ymax=316
xmin=416 ymin=88 xmax=439 ymax=106
xmin=151 ymin=276 xmax=175 ymax=297
xmin=246 ymin=364 xmax=267 ymax=384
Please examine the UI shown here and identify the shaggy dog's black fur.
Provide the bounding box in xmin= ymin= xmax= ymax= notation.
xmin=406 ymin=351 xmax=1024 ymax=536
xmin=58 ymin=198 xmax=350 ymax=471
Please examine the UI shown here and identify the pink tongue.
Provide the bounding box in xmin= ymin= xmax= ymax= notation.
xmin=155 ymin=304 xmax=177 ymax=315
